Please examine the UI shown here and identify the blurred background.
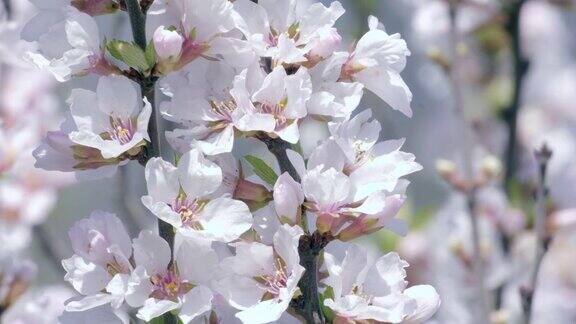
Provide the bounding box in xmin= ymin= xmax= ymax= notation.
xmin=2 ymin=0 xmax=576 ymax=323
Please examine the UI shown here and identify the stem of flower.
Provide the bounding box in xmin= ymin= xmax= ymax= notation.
xmin=125 ymin=1 xmax=177 ymax=323
xmin=261 ymin=136 xmax=301 ymax=183
xmin=447 ymin=2 xmax=491 ymax=322
xmin=503 ymin=0 xmax=529 ymax=193
xmin=521 ymin=144 xmax=552 ymax=323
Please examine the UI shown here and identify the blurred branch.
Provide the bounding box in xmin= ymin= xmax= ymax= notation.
xmin=1 ymin=0 xmax=11 ymax=20
xmin=503 ymin=0 xmax=529 ymax=193
xmin=447 ymin=2 xmax=491 ymax=322
xmin=117 ymin=166 xmax=144 ymax=236
xmin=521 ymin=144 xmax=552 ymax=324
xmin=34 ymin=226 xmax=65 ymax=274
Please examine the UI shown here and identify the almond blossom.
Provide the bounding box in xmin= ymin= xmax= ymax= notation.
xmin=10 ymin=0 xmax=446 ymax=323
xmin=62 ymin=211 xmax=133 ymax=312
xmin=68 ymin=75 xmax=151 ymax=159
xmin=232 ymin=0 xmax=345 ymax=65
xmin=217 ymin=224 xmax=305 ymax=324
xmin=323 ymin=244 xmax=440 ymax=323
xmin=325 ymin=16 xmax=413 ymax=117
xmin=148 ymin=0 xmax=252 ymax=74
xmin=125 ymin=231 xmax=217 ymax=323
xmin=160 ymin=59 xmax=243 ymax=155
xmin=284 ymin=109 xmax=421 ymax=238
xmin=142 ymin=149 xmax=252 ymax=242
xmin=231 ymin=64 xmax=312 ymax=144
xmin=23 ymin=6 xmax=117 ymax=81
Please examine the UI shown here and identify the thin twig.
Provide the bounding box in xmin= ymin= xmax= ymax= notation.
xmin=447 ymin=2 xmax=491 ymax=322
xmin=503 ymin=0 xmax=529 ymax=192
xmin=521 ymin=144 xmax=552 ymax=323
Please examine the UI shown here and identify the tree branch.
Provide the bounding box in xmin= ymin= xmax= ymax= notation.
xmin=503 ymin=0 xmax=529 ymax=193
xmin=34 ymin=225 xmax=65 ymax=274
xmin=1 ymin=0 xmax=12 ymax=20
xmin=521 ymin=144 xmax=552 ymax=323
xmin=125 ymin=1 xmax=177 ymax=323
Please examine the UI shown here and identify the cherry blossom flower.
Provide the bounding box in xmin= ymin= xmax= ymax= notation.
xmin=33 ymin=116 xmax=121 ymax=180
xmin=160 ymin=60 xmax=245 ymax=155
xmin=62 ymin=211 xmax=133 ymax=312
xmin=325 ymin=16 xmax=413 ymax=117
xmin=3 ymin=286 xmax=75 ymax=324
xmin=283 ymin=109 xmax=421 ymax=238
xmin=23 ymin=7 xmax=118 ymax=81
xmin=323 ymin=244 xmax=440 ymax=323
xmin=125 ymin=231 xmax=218 ymax=323
xmin=216 ymin=224 xmax=304 ymax=324
xmin=67 ymin=75 xmax=151 ymax=160
xmin=232 ymin=0 xmax=345 ymax=65
xmin=231 ymin=65 xmax=312 ymax=144
xmin=142 ymin=149 xmax=253 ymax=242
xmin=148 ymin=0 xmax=252 ymax=73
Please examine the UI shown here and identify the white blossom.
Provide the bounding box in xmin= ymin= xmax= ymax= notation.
xmin=323 ymin=244 xmax=440 ymax=323
xmin=142 ymin=149 xmax=252 ymax=242
xmin=68 ymin=75 xmax=151 ymax=159
xmin=217 ymin=224 xmax=304 ymax=324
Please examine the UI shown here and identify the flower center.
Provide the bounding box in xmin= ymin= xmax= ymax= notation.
xmin=257 ymin=258 xmax=290 ymax=297
xmin=344 ymin=142 xmax=371 ymax=174
xmin=352 ymin=285 xmax=373 ymax=304
xmin=172 ymin=197 xmax=204 ymax=230
xmin=257 ymin=99 xmax=290 ymax=130
xmin=150 ymin=268 xmax=193 ymax=302
xmin=209 ymin=99 xmax=236 ymax=122
xmin=108 ymin=116 xmax=135 ymax=145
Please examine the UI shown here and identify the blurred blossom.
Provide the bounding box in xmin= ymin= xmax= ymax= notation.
xmin=1 ymin=286 xmax=74 ymax=324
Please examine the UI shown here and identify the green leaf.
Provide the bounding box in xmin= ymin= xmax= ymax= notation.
xmin=245 ymin=155 xmax=278 ymax=187
xmin=106 ymin=40 xmax=150 ymax=72
xmin=145 ymin=40 xmax=157 ymax=68
xmin=148 ymin=317 xmax=163 ymax=324
xmin=320 ymin=287 xmax=335 ymax=322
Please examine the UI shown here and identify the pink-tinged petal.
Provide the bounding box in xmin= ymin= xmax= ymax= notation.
xmin=132 ymin=231 xmax=171 ymax=276
xmin=273 ymin=173 xmax=304 ymax=225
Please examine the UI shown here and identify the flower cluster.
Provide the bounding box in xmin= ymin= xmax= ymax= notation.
xmin=23 ymin=0 xmax=440 ymax=323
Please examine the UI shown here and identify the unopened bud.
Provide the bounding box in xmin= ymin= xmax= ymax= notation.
xmin=427 ymin=47 xmax=450 ymax=71
xmin=480 ymin=155 xmax=502 ymax=179
xmin=436 ymin=159 xmax=457 ymax=179
xmin=490 ymin=310 xmax=509 ymax=324
xmin=153 ymin=26 xmax=184 ymax=61
xmin=233 ymin=179 xmax=273 ymax=212
xmin=72 ymin=0 xmax=118 ymax=16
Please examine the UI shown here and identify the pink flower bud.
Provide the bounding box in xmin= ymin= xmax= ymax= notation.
xmin=309 ymin=28 xmax=342 ymax=59
xmin=233 ymin=178 xmax=273 ymax=211
xmin=153 ymin=26 xmax=184 ymax=60
xmin=71 ymin=0 xmax=118 ymax=16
